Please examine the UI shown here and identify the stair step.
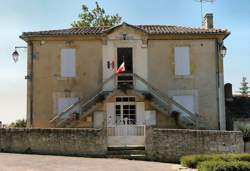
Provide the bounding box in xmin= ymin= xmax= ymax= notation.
xmin=107 ymin=146 xmax=145 ymax=151
xmin=107 ymin=154 xmax=146 ymax=160
xmin=107 ymin=146 xmax=146 ymax=160
xmin=107 ymin=150 xmax=146 ymax=155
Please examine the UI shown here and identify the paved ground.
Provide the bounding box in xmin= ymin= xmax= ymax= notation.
xmin=0 ymin=153 xmax=188 ymax=171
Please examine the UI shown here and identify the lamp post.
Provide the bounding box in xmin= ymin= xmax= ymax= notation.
xmin=12 ymin=46 xmax=27 ymax=63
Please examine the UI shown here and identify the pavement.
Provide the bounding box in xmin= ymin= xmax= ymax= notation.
xmin=0 ymin=153 xmax=190 ymax=171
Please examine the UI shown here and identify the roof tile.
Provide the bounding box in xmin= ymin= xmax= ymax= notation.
xmin=21 ymin=24 xmax=229 ymax=37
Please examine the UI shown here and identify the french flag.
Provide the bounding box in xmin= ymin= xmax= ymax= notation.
xmin=116 ymin=62 xmax=125 ymax=73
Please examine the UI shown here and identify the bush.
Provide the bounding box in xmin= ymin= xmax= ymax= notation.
xmin=180 ymin=153 xmax=250 ymax=168
xmin=8 ymin=119 xmax=26 ymax=128
xmin=239 ymin=126 xmax=250 ymax=141
xmin=197 ymin=160 xmax=250 ymax=171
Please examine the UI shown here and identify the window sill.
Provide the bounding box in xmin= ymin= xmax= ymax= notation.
xmin=174 ymin=75 xmax=193 ymax=79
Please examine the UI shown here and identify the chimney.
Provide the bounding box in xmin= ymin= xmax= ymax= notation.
xmin=203 ymin=13 xmax=213 ymax=29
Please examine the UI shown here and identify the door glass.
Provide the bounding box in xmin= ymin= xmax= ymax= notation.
xmin=115 ymin=97 xmax=136 ymax=125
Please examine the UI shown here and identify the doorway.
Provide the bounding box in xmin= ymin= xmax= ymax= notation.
xmin=117 ymin=48 xmax=133 ymax=88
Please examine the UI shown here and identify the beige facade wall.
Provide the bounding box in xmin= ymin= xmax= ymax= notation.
xmin=26 ymin=29 xmax=221 ymax=129
xmin=31 ymin=40 xmax=103 ymax=127
xmin=148 ymin=39 xmax=219 ymax=129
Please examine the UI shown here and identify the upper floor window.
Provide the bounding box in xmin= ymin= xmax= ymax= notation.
xmin=61 ymin=48 xmax=76 ymax=77
xmin=174 ymin=47 xmax=190 ymax=76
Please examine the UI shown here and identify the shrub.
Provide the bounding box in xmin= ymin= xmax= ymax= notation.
xmin=180 ymin=153 xmax=250 ymax=168
xmin=197 ymin=160 xmax=250 ymax=171
xmin=239 ymin=126 xmax=250 ymax=141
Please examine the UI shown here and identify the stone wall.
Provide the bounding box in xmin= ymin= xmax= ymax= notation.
xmin=0 ymin=128 xmax=107 ymax=156
xmin=145 ymin=128 xmax=244 ymax=163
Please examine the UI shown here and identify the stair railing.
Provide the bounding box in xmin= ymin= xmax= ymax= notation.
xmin=50 ymin=73 xmax=117 ymax=124
xmin=133 ymin=73 xmax=198 ymax=126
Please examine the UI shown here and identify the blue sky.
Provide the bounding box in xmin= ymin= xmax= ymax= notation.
xmin=0 ymin=0 xmax=249 ymax=124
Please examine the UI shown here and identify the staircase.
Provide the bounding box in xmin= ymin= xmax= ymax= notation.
xmin=50 ymin=73 xmax=208 ymax=129
xmin=133 ymin=73 xmax=209 ymax=129
xmin=106 ymin=146 xmax=146 ymax=160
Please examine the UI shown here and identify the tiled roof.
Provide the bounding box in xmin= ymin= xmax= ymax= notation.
xmin=21 ymin=23 xmax=229 ymax=38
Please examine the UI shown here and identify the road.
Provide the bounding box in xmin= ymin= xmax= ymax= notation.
xmin=0 ymin=153 xmax=187 ymax=171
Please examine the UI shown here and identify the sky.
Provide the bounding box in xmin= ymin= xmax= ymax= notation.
xmin=0 ymin=0 xmax=249 ymax=124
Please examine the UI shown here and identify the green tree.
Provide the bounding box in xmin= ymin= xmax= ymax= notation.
xmin=8 ymin=119 xmax=26 ymax=128
xmin=239 ymin=77 xmax=250 ymax=96
xmin=71 ymin=1 xmax=122 ymax=27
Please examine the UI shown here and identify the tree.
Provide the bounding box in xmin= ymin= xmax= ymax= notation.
xmin=239 ymin=77 xmax=250 ymax=96
xmin=8 ymin=119 xmax=26 ymax=128
xmin=71 ymin=1 xmax=122 ymax=27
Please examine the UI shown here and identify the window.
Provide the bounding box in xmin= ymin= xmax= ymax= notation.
xmin=57 ymin=97 xmax=79 ymax=114
xmin=174 ymin=47 xmax=190 ymax=76
xmin=61 ymin=48 xmax=76 ymax=77
xmin=172 ymin=95 xmax=195 ymax=117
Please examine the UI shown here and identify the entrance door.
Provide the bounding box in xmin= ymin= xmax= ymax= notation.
xmin=117 ymin=48 xmax=133 ymax=88
xmin=107 ymin=96 xmax=145 ymax=147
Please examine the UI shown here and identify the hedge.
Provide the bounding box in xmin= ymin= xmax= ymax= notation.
xmin=180 ymin=153 xmax=250 ymax=168
xmin=197 ymin=160 xmax=250 ymax=171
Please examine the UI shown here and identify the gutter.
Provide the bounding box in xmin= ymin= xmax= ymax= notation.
xmin=215 ymin=40 xmax=220 ymax=129
xmin=28 ymin=41 xmax=34 ymax=127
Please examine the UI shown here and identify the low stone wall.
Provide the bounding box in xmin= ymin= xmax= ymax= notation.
xmin=145 ymin=128 xmax=244 ymax=163
xmin=0 ymin=128 xmax=107 ymax=157
xmin=245 ymin=142 xmax=250 ymax=153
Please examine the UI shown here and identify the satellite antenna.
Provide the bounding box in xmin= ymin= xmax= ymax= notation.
xmin=195 ymin=0 xmax=216 ymax=26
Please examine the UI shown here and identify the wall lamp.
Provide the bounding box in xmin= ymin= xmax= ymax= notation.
xmin=12 ymin=46 xmax=27 ymax=63
xmin=220 ymin=45 xmax=227 ymax=57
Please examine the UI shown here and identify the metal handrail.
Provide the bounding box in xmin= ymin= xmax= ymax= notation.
xmin=50 ymin=73 xmax=118 ymax=123
xmin=50 ymin=72 xmax=200 ymax=127
xmin=133 ymin=73 xmax=198 ymax=124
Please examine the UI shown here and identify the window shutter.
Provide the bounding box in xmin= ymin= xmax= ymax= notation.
xmin=93 ymin=112 xmax=104 ymax=128
xmin=57 ymin=97 xmax=79 ymax=114
xmin=106 ymin=103 xmax=115 ymax=127
xmin=145 ymin=110 xmax=156 ymax=126
xmin=174 ymin=47 xmax=190 ymax=76
xmin=172 ymin=95 xmax=195 ymax=118
xmin=61 ymin=48 xmax=76 ymax=77
xmin=136 ymin=102 xmax=145 ymax=125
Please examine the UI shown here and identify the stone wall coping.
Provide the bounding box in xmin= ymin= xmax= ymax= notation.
xmin=0 ymin=128 xmax=103 ymax=132
xmin=151 ymin=128 xmax=242 ymax=134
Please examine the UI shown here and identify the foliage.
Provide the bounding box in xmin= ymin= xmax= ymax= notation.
xmin=8 ymin=119 xmax=26 ymax=128
xmin=239 ymin=77 xmax=250 ymax=96
xmin=197 ymin=160 xmax=250 ymax=171
xmin=71 ymin=1 xmax=122 ymax=27
xmin=180 ymin=153 xmax=250 ymax=168
xmin=239 ymin=126 xmax=250 ymax=141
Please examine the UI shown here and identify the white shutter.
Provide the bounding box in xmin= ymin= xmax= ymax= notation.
xmin=145 ymin=110 xmax=156 ymax=126
xmin=93 ymin=112 xmax=104 ymax=128
xmin=174 ymin=47 xmax=190 ymax=76
xmin=136 ymin=102 xmax=145 ymax=125
xmin=57 ymin=97 xmax=79 ymax=113
xmin=61 ymin=48 xmax=76 ymax=77
xmin=106 ymin=103 xmax=115 ymax=127
xmin=172 ymin=95 xmax=194 ymax=117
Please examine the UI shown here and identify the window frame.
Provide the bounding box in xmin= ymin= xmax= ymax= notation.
xmin=174 ymin=46 xmax=191 ymax=77
xmin=60 ymin=48 xmax=76 ymax=78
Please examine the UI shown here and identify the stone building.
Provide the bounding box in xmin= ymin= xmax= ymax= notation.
xmin=20 ymin=13 xmax=229 ymax=147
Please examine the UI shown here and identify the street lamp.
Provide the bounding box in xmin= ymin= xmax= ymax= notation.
xmin=12 ymin=46 xmax=27 ymax=63
xmin=220 ymin=45 xmax=227 ymax=57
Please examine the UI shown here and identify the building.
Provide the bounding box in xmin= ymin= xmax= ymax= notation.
xmin=20 ymin=13 xmax=229 ymax=146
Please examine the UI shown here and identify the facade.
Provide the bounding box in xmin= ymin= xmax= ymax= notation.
xmin=20 ymin=13 xmax=229 ymax=146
